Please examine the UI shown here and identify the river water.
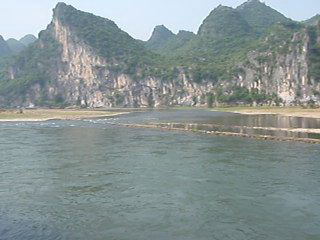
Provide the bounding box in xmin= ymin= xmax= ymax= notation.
xmin=0 ymin=110 xmax=319 ymax=240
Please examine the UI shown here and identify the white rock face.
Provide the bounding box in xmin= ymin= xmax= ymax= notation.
xmin=2 ymin=16 xmax=319 ymax=107
xmin=237 ymin=31 xmax=320 ymax=105
xmin=36 ymin=17 xmax=215 ymax=108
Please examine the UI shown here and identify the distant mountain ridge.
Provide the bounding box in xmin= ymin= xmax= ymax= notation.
xmin=0 ymin=34 xmax=37 ymax=56
xmin=146 ymin=0 xmax=292 ymax=54
xmin=0 ymin=35 xmax=11 ymax=57
xmin=146 ymin=26 xmax=195 ymax=54
xmin=0 ymin=1 xmax=319 ymax=108
xmin=6 ymin=38 xmax=26 ymax=54
xmin=236 ymin=0 xmax=291 ymax=34
xmin=19 ymin=34 xmax=37 ymax=46
xmin=304 ymin=14 xmax=320 ymax=26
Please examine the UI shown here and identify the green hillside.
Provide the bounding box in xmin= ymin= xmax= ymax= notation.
xmin=237 ymin=0 xmax=291 ymax=35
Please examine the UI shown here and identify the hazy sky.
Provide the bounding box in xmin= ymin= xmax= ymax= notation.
xmin=1 ymin=0 xmax=319 ymax=40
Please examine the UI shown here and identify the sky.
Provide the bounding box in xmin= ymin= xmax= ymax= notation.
xmin=1 ymin=0 xmax=320 ymax=41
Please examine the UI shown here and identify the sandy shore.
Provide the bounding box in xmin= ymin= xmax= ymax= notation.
xmin=0 ymin=109 xmax=128 ymax=122
xmin=213 ymin=107 xmax=320 ymax=119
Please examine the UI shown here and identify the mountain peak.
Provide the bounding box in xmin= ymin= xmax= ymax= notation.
xmin=6 ymin=38 xmax=26 ymax=54
xmin=53 ymin=2 xmax=76 ymax=20
xmin=54 ymin=2 xmax=68 ymax=11
xmin=50 ymin=2 xmax=145 ymax=59
xmin=52 ymin=2 xmax=119 ymax=31
xmin=153 ymin=25 xmax=174 ymax=35
xmin=146 ymin=25 xmax=175 ymax=51
xmin=217 ymin=4 xmax=232 ymax=9
xmin=237 ymin=0 xmax=290 ymax=34
xmin=237 ymin=0 xmax=264 ymax=8
xmin=198 ymin=5 xmax=251 ymax=39
xmin=19 ymin=34 xmax=37 ymax=46
xmin=177 ymin=30 xmax=195 ymax=37
xmin=0 ymin=35 xmax=11 ymax=57
xmin=304 ymin=14 xmax=320 ymax=26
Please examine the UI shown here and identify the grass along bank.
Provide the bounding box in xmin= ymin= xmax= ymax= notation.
xmin=0 ymin=109 xmax=128 ymax=122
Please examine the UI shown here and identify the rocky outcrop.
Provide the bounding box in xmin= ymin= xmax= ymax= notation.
xmin=50 ymin=16 xmax=213 ymax=107
xmin=235 ymin=29 xmax=320 ymax=105
xmin=6 ymin=13 xmax=213 ymax=108
xmin=1 ymin=2 xmax=319 ymax=108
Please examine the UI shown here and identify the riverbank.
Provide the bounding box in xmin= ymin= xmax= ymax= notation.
xmin=213 ymin=106 xmax=320 ymax=119
xmin=0 ymin=109 xmax=128 ymax=122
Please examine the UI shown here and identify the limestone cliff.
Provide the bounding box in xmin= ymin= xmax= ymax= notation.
xmin=0 ymin=3 xmax=213 ymax=108
xmin=0 ymin=2 xmax=319 ymax=108
xmin=235 ymin=26 xmax=320 ymax=105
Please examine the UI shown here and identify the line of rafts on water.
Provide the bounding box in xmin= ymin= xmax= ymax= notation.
xmin=120 ymin=122 xmax=320 ymax=144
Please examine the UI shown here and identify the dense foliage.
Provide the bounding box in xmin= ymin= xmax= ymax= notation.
xmin=144 ymin=1 xmax=292 ymax=86
xmin=197 ymin=6 xmax=252 ymax=39
xmin=307 ymin=26 xmax=320 ymax=82
xmin=146 ymin=25 xmax=176 ymax=51
xmin=147 ymin=30 xmax=196 ymax=55
xmin=19 ymin=34 xmax=37 ymax=46
xmin=1 ymin=0 xmax=319 ymax=106
xmin=215 ymin=86 xmax=280 ymax=105
xmin=304 ymin=15 xmax=320 ymax=26
xmin=6 ymin=38 xmax=26 ymax=54
xmin=0 ymin=30 xmax=60 ymax=98
xmin=55 ymin=3 xmax=158 ymax=68
xmin=0 ymin=36 xmax=11 ymax=57
xmin=236 ymin=0 xmax=291 ymax=35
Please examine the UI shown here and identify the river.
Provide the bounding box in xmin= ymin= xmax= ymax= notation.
xmin=0 ymin=110 xmax=319 ymax=240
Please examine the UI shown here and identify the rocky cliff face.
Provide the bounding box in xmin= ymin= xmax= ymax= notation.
xmin=52 ymin=11 xmax=214 ymax=107
xmin=0 ymin=2 xmax=319 ymax=108
xmin=3 ymin=7 xmax=212 ymax=108
xmin=50 ymin=18 xmax=212 ymax=107
xmin=235 ymin=28 xmax=320 ymax=105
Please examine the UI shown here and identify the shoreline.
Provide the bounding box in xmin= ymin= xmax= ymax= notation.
xmin=0 ymin=109 xmax=128 ymax=122
xmin=212 ymin=106 xmax=320 ymax=119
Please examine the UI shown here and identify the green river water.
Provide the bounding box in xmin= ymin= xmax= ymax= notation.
xmin=0 ymin=110 xmax=319 ymax=240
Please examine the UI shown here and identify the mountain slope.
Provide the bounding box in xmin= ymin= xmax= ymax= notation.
xmin=0 ymin=36 xmax=11 ymax=57
xmin=54 ymin=3 xmax=149 ymax=62
xmin=146 ymin=25 xmax=176 ymax=51
xmin=0 ymin=3 xmax=161 ymax=107
xmin=146 ymin=29 xmax=195 ymax=54
xmin=0 ymin=1 xmax=319 ymax=108
xmin=164 ymin=5 xmax=257 ymax=81
xmin=304 ymin=14 xmax=320 ymax=26
xmin=236 ymin=0 xmax=291 ymax=35
xmin=6 ymin=38 xmax=26 ymax=54
xmin=19 ymin=34 xmax=37 ymax=46
xmin=198 ymin=5 xmax=252 ymax=39
xmin=163 ymin=30 xmax=195 ymax=53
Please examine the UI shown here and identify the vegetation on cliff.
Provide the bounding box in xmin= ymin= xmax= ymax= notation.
xmin=0 ymin=29 xmax=60 ymax=101
xmin=0 ymin=36 xmax=11 ymax=57
xmin=19 ymin=34 xmax=37 ymax=46
xmin=307 ymin=25 xmax=320 ymax=82
xmin=6 ymin=38 xmax=26 ymax=54
xmin=54 ymin=3 xmax=159 ymax=68
xmin=0 ymin=0 xmax=319 ymax=107
xmin=236 ymin=0 xmax=291 ymax=35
